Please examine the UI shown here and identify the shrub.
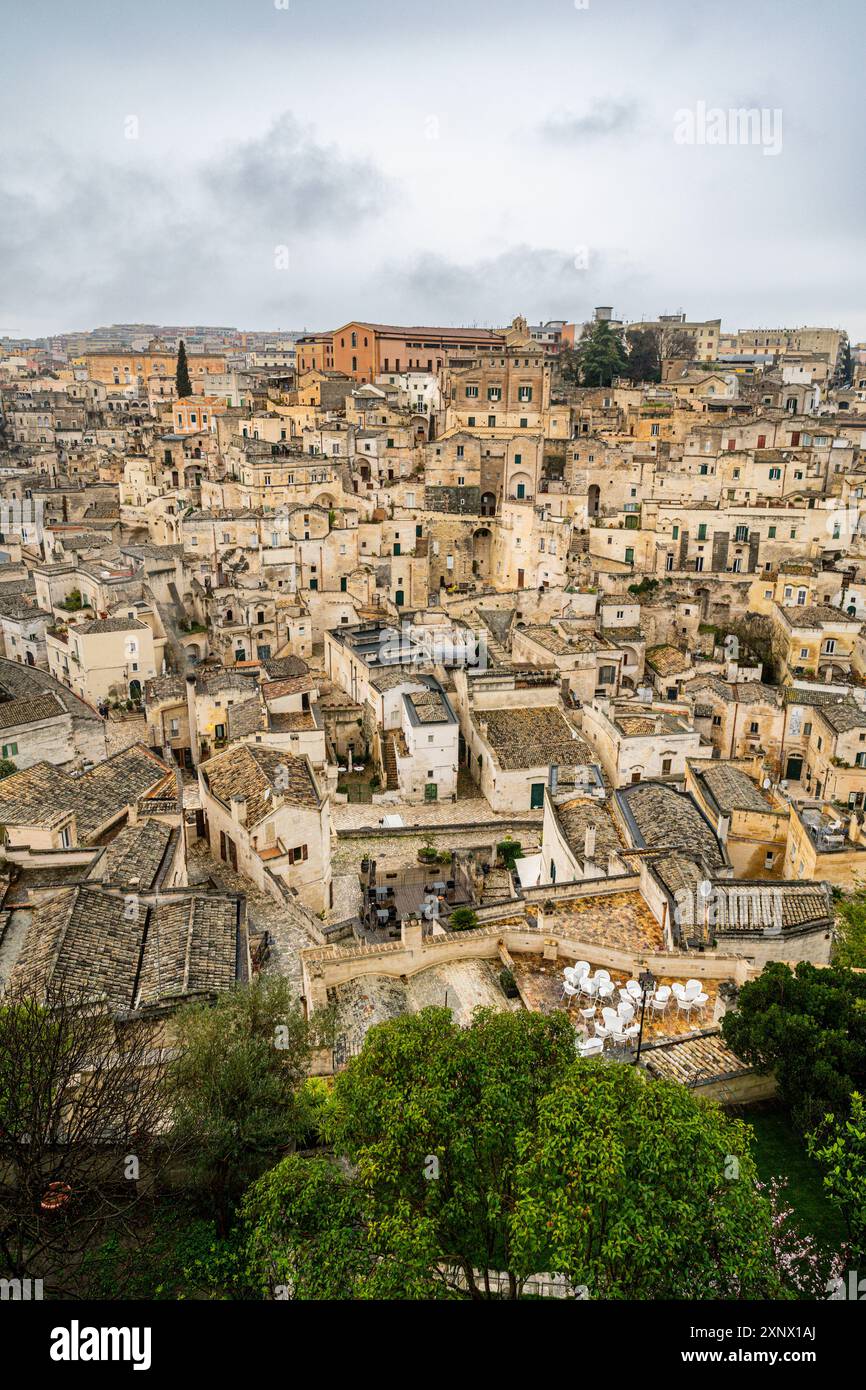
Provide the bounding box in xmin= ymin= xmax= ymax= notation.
xmin=499 ymin=968 xmax=519 ymax=999
xmin=450 ymin=907 xmax=479 ymax=931
xmin=497 ymin=837 xmax=524 ymax=871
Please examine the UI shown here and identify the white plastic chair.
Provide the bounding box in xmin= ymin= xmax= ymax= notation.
xmin=597 ymin=981 xmax=615 ymax=1003
xmin=561 ymin=980 xmax=579 ymax=1006
xmin=671 ymin=982 xmax=685 ymax=1000
xmin=594 ymin=969 xmax=611 ymax=983
xmin=573 ymin=960 xmax=590 ymax=978
xmin=601 ymin=1006 xmax=619 ymax=1027
xmin=594 ymin=1022 xmax=610 ymax=1040
xmin=685 ymin=979 xmax=702 ymax=999
xmin=626 ymin=980 xmax=643 ymax=1002
xmin=578 ymin=1037 xmax=604 ymax=1058
xmin=579 ymin=1005 xmax=596 ymax=1025
xmin=650 ymin=987 xmax=670 ymax=1018
xmin=676 ymin=994 xmax=694 ymax=1020
xmin=579 ymin=974 xmax=598 ymax=1001
xmin=563 ymin=965 xmax=579 ymax=985
xmin=618 ymin=1001 xmax=635 ymax=1023
xmin=624 ymin=1023 xmax=641 ymax=1045
xmin=690 ymin=991 xmax=709 ymax=1018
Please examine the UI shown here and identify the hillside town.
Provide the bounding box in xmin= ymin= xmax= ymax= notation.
xmin=2 ymin=309 xmax=865 ymax=1306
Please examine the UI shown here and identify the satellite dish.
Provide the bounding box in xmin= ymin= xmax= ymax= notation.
xmin=762 ymin=777 xmax=771 ymax=789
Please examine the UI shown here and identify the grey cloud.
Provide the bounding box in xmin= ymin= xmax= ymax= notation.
xmin=202 ymin=113 xmax=394 ymax=233
xmin=372 ymin=245 xmax=643 ymax=326
xmin=539 ymin=101 xmax=639 ymax=143
xmin=0 ymin=115 xmax=393 ymax=330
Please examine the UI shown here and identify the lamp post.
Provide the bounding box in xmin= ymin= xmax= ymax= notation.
xmin=634 ymin=969 xmax=656 ymax=1065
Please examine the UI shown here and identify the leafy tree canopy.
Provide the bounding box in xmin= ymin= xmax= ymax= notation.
xmin=167 ymin=976 xmax=333 ymax=1234
xmin=239 ymin=1008 xmax=784 ymax=1299
xmin=722 ymin=961 xmax=866 ymax=1131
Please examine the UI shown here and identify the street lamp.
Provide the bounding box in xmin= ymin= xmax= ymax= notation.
xmin=634 ymin=969 xmax=656 ymax=1065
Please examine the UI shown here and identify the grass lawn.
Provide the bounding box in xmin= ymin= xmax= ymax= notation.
xmin=746 ymin=1106 xmax=847 ymax=1249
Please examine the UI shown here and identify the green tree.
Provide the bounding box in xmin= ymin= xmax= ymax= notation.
xmin=837 ymin=336 xmax=853 ymax=388
xmin=722 ymin=962 xmax=866 ymax=1131
xmin=557 ymin=346 xmax=583 ymax=385
xmin=0 ymin=758 xmax=16 ymax=779
xmin=241 ymin=1152 xmax=441 ymax=1299
xmin=324 ymin=1008 xmax=576 ymax=1297
xmin=510 ymin=1060 xmax=783 ymax=1299
xmin=834 ymin=888 xmax=866 ymax=968
xmin=575 ymin=320 xmax=629 ymax=387
xmin=808 ymin=1090 xmax=866 ymax=1262
xmin=175 ymin=339 xmax=192 ymax=399
xmin=235 ymin=1008 xmax=785 ymax=1299
xmin=624 ymin=327 xmax=661 ymax=382
xmin=167 ymin=976 xmax=332 ymax=1235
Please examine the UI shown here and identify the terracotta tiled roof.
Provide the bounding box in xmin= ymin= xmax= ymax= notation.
xmin=87 ymin=819 xmax=174 ymax=890
xmin=479 ymin=706 xmax=590 ymax=770
xmin=10 ymin=884 xmax=242 ymax=1013
xmin=0 ymin=744 xmax=172 ymax=840
xmin=0 ymin=692 xmax=66 ymax=730
xmin=693 ymin=763 xmax=774 ymax=815
xmin=201 ymin=743 xmax=320 ymax=824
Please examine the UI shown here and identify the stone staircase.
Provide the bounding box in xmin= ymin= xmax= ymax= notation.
xmin=382 ymin=732 xmax=399 ymax=790
xmin=479 ymin=867 xmax=513 ymax=905
xmin=146 ymin=584 xmax=189 ymax=673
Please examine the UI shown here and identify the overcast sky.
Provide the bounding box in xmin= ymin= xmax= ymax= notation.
xmin=2 ymin=0 xmax=863 ymax=339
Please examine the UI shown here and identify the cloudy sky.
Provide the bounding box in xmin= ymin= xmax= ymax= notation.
xmin=2 ymin=0 xmax=863 ymax=338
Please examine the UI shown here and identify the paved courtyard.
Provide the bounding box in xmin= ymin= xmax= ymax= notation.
xmin=331 ymin=796 xmax=542 ymax=832
xmin=332 ymin=822 xmax=541 ymax=877
xmin=512 ymin=953 xmax=718 ymax=1044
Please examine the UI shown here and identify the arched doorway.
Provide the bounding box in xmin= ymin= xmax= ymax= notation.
xmin=588 ymin=484 xmax=601 ymax=518
xmin=480 ymin=491 xmax=496 ymax=518
xmin=472 ymin=527 xmax=492 ymax=580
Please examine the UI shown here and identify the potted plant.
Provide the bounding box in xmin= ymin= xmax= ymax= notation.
xmin=418 ymin=834 xmax=439 ymax=865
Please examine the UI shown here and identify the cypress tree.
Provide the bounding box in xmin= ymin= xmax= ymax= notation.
xmin=176 ymin=339 xmax=192 ymax=398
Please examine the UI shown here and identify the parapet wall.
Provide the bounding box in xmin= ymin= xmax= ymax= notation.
xmin=301 ymin=913 xmax=756 ymax=1012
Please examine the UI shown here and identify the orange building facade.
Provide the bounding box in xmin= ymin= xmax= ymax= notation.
xmin=76 ymin=351 xmax=226 ymax=392
xmin=297 ymin=322 xmax=506 ymax=383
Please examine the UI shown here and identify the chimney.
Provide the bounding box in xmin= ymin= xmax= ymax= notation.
xmin=185 ymin=672 xmax=200 ymax=766
xmin=231 ymin=795 xmax=247 ymax=826
xmin=584 ymin=825 xmax=597 ymax=860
